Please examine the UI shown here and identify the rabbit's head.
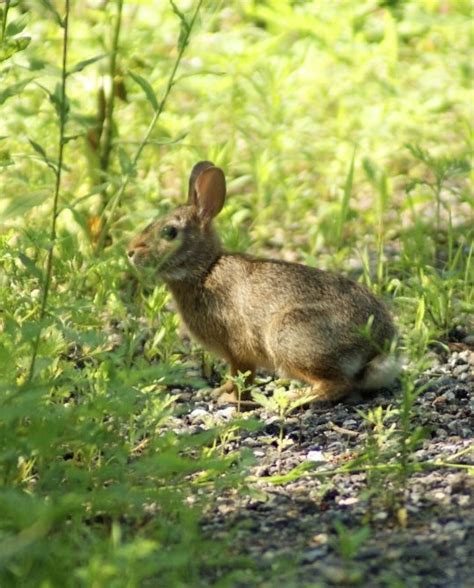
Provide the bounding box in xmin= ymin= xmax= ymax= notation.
xmin=128 ymin=161 xmax=226 ymax=281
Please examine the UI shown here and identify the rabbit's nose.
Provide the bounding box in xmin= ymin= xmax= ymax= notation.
xmin=127 ymin=242 xmax=147 ymax=262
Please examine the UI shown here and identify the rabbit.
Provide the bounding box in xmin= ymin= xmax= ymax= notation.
xmin=128 ymin=161 xmax=399 ymax=405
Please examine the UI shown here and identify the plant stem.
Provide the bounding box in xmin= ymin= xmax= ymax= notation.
xmin=277 ymin=419 xmax=284 ymax=474
xmin=95 ymin=0 xmax=204 ymax=253
xmin=1 ymin=0 xmax=10 ymax=43
xmin=253 ymin=458 xmax=472 ymax=485
xmin=99 ymin=0 xmax=124 ymax=209
xmin=27 ymin=0 xmax=70 ymax=382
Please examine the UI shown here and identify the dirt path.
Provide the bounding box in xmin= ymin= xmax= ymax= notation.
xmin=174 ymin=344 xmax=473 ymax=587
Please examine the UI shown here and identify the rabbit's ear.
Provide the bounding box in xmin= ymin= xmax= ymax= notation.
xmin=188 ymin=160 xmax=215 ymax=205
xmin=195 ymin=166 xmax=226 ymax=223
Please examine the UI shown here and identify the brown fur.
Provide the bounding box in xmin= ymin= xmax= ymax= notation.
xmin=128 ymin=162 xmax=398 ymax=403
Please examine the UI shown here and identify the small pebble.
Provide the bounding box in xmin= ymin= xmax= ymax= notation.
xmin=453 ymin=364 xmax=469 ymax=376
xmin=189 ymin=408 xmax=209 ymax=421
xmin=216 ymin=406 xmax=236 ymax=420
xmin=311 ymin=533 xmax=328 ymax=545
xmin=443 ymin=391 xmax=456 ymax=402
xmin=306 ymin=450 xmax=327 ymax=463
xmin=338 ymin=496 xmax=358 ymax=506
xmin=459 ymin=349 xmax=473 ymax=363
xmin=444 ymin=521 xmax=461 ymax=533
xmin=300 ymin=548 xmax=325 ymax=563
xmin=342 ymin=419 xmax=357 ymax=428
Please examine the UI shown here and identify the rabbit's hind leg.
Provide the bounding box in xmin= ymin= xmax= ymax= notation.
xmin=211 ymin=379 xmax=238 ymax=400
xmin=286 ymin=373 xmax=352 ymax=406
xmin=267 ymin=309 xmax=355 ymax=405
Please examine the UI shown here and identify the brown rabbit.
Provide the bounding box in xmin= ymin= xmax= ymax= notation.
xmin=128 ymin=161 xmax=398 ymax=404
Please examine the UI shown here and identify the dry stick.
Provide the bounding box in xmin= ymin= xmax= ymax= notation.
xmin=99 ymin=0 xmax=124 ymax=210
xmin=27 ymin=1 xmax=70 ymax=382
xmin=95 ymin=0 xmax=204 ymax=253
xmin=329 ymin=421 xmax=359 ymax=438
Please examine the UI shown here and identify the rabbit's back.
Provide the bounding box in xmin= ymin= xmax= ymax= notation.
xmin=207 ymin=253 xmax=392 ymax=334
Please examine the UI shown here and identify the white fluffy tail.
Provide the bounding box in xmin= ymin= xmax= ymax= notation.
xmin=358 ymin=354 xmax=401 ymax=390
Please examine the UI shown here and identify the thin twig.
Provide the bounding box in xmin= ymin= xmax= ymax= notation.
xmin=96 ymin=0 xmax=204 ymax=253
xmin=99 ymin=0 xmax=124 ymax=207
xmin=27 ymin=1 xmax=70 ymax=382
xmin=131 ymin=437 xmax=150 ymax=455
xmin=329 ymin=421 xmax=360 ymax=438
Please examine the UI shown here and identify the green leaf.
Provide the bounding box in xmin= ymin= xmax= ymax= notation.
xmin=169 ymin=0 xmax=187 ymax=23
xmin=336 ymin=146 xmax=356 ymax=244
xmin=0 ymin=78 xmax=34 ymax=105
xmin=2 ymin=191 xmax=48 ymax=220
xmin=28 ymin=139 xmax=48 ymax=161
xmin=64 ymin=206 xmax=92 ymax=240
xmin=5 ymin=14 xmax=29 ymax=37
xmin=261 ymin=461 xmax=315 ymax=485
xmin=169 ymin=0 xmax=190 ymax=51
xmin=129 ymin=132 xmax=187 ymax=147
xmin=28 ymin=139 xmax=58 ymax=173
xmin=49 ymin=82 xmax=70 ymax=120
xmin=67 ymin=54 xmax=106 ymax=76
xmin=28 ymin=57 xmax=48 ymax=71
xmin=39 ymin=0 xmax=64 ymax=27
xmin=0 ymin=37 xmax=31 ymax=63
xmin=251 ymin=391 xmax=277 ymax=412
xmin=18 ymin=253 xmax=44 ymax=282
xmin=118 ymin=146 xmax=136 ymax=176
xmin=0 ymin=148 xmax=14 ymax=168
xmin=129 ymin=70 xmax=158 ymax=111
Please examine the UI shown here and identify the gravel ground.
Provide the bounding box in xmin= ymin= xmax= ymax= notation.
xmin=168 ymin=337 xmax=473 ymax=588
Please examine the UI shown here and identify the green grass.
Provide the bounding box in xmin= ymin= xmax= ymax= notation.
xmin=0 ymin=0 xmax=472 ymax=586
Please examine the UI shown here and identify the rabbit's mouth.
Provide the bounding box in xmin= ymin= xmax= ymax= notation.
xmin=128 ymin=243 xmax=183 ymax=280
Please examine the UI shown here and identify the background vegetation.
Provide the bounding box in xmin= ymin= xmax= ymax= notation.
xmin=0 ymin=0 xmax=472 ymax=586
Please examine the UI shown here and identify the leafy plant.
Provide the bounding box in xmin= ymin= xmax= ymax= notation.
xmin=333 ymin=520 xmax=371 ymax=563
xmin=252 ymin=386 xmax=313 ymax=471
xmin=331 ymin=520 xmax=371 ymax=585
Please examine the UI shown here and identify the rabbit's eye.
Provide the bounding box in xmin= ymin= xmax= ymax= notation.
xmin=161 ymin=225 xmax=178 ymax=241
